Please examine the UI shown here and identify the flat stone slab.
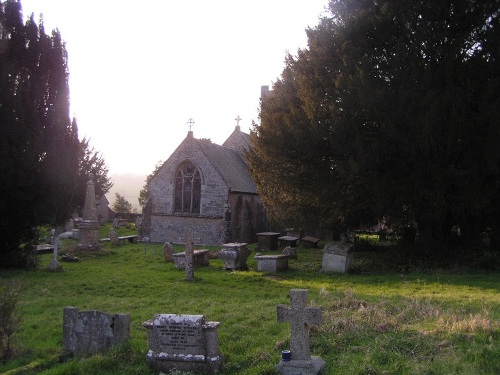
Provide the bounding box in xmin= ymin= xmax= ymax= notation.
xmin=277 ymin=356 xmax=326 ymax=375
xmin=173 ymin=249 xmax=210 ymax=268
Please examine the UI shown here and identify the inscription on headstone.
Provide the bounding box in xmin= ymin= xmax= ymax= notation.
xmin=152 ymin=314 xmax=205 ymax=355
xmin=144 ymin=314 xmax=222 ymax=374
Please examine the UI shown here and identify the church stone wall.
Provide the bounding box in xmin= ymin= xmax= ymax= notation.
xmin=149 ymin=143 xmax=228 ymax=218
xmin=149 ymin=215 xmax=226 ymax=245
xmin=147 ymin=139 xmax=230 ymax=245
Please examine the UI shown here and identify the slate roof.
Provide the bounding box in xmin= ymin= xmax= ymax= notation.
xmin=222 ymin=125 xmax=252 ymax=154
xmin=196 ymin=138 xmax=257 ymax=194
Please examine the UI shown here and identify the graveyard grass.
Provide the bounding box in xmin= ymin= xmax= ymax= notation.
xmin=0 ymin=228 xmax=499 ymax=374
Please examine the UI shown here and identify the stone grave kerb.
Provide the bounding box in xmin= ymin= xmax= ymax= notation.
xmin=277 ymin=289 xmax=321 ymax=360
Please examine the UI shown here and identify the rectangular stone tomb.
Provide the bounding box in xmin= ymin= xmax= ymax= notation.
xmin=278 ymin=235 xmax=299 ymax=248
xmin=256 ymin=232 xmax=280 ymax=251
xmin=143 ymin=314 xmax=222 ymax=374
xmin=218 ymin=242 xmax=251 ymax=270
xmin=254 ymin=254 xmax=289 ymax=273
xmin=173 ymin=249 xmax=211 ymax=268
xmin=301 ymin=236 xmax=321 ymax=248
xmin=321 ymin=242 xmax=353 ymax=273
xmin=62 ymin=307 xmax=130 ymax=357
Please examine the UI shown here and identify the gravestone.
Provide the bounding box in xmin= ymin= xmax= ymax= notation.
xmin=321 ymin=238 xmax=353 ymax=274
xmin=277 ymin=289 xmax=325 ymax=375
xmin=163 ymin=242 xmax=174 ymax=262
xmin=109 ymin=228 xmax=120 ymax=245
xmin=77 ymin=173 xmax=100 ymax=250
xmin=143 ymin=314 xmax=222 ymax=374
xmin=47 ymin=232 xmax=62 ymax=271
xmin=218 ymin=242 xmax=251 ymax=270
xmin=62 ymin=307 xmax=130 ymax=356
xmin=282 ymin=246 xmax=297 ymax=259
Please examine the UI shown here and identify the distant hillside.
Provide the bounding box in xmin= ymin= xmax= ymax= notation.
xmin=106 ymin=173 xmax=147 ymax=213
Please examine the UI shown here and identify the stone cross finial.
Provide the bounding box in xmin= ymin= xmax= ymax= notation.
xmin=235 ymin=115 xmax=242 ymax=127
xmin=277 ymin=289 xmax=321 ymax=360
xmin=187 ymin=118 xmax=195 ymax=131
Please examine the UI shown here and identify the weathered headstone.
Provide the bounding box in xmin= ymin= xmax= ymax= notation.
xmin=163 ymin=242 xmax=174 ymax=262
xmin=218 ymin=242 xmax=251 ymax=270
xmin=277 ymin=289 xmax=325 ymax=375
xmin=62 ymin=307 xmax=130 ymax=356
xmin=143 ymin=314 xmax=222 ymax=374
xmin=113 ymin=217 xmax=120 ymax=229
xmin=109 ymin=228 xmax=120 ymax=245
xmin=77 ymin=173 xmax=100 ymax=250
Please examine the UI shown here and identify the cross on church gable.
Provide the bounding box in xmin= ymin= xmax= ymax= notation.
xmin=277 ymin=289 xmax=322 ymax=361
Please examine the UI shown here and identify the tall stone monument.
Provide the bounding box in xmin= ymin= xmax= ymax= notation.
xmin=77 ymin=173 xmax=100 ymax=250
xmin=277 ymin=289 xmax=325 ymax=375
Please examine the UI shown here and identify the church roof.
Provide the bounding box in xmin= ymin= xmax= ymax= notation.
xmin=196 ymin=138 xmax=257 ymax=194
xmin=222 ymin=125 xmax=252 ymax=154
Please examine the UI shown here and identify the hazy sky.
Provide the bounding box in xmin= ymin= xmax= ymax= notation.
xmin=20 ymin=0 xmax=327 ymax=175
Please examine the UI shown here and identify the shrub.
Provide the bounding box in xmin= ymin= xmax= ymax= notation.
xmin=0 ymin=280 xmax=22 ymax=361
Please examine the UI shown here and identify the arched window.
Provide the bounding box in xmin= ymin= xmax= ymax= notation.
xmin=174 ymin=161 xmax=201 ymax=214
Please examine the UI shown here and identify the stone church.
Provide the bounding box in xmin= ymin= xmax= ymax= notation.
xmin=141 ymin=122 xmax=268 ymax=246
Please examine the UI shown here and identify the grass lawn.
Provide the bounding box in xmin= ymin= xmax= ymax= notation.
xmin=0 ymin=227 xmax=499 ymax=374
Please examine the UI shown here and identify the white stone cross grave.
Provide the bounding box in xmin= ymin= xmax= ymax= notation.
xmin=277 ymin=289 xmax=325 ymax=375
xmin=277 ymin=289 xmax=321 ymax=360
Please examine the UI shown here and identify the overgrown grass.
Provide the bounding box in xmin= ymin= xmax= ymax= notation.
xmin=0 ymin=229 xmax=499 ymax=374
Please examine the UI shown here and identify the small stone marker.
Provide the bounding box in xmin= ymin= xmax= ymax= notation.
xmin=62 ymin=307 xmax=130 ymax=357
xmin=163 ymin=242 xmax=174 ymax=262
xmin=277 ymin=289 xmax=325 ymax=374
xmin=109 ymin=228 xmax=120 ymax=245
xmin=143 ymin=313 xmax=222 ymax=374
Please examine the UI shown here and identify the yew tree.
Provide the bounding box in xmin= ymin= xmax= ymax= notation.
xmin=0 ymin=0 xmax=80 ymax=267
xmin=248 ymin=0 xmax=500 ymax=253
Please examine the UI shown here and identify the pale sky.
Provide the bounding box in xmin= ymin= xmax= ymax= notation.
xmin=20 ymin=0 xmax=328 ymax=176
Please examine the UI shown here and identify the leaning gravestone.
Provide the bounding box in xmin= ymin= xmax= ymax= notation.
xmin=143 ymin=314 xmax=222 ymax=374
xmin=62 ymin=307 xmax=130 ymax=356
xmin=277 ymin=289 xmax=325 ymax=375
xmin=109 ymin=228 xmax=120 ymax=245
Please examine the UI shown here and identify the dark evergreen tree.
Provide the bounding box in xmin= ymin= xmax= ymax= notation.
xmin=0 ymin=0 xmax=80 ymax=267
xmin=249 ymin=0 xmax=500 ymax=253
xmin=76 ymin=137 xmax=113 ymax=210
